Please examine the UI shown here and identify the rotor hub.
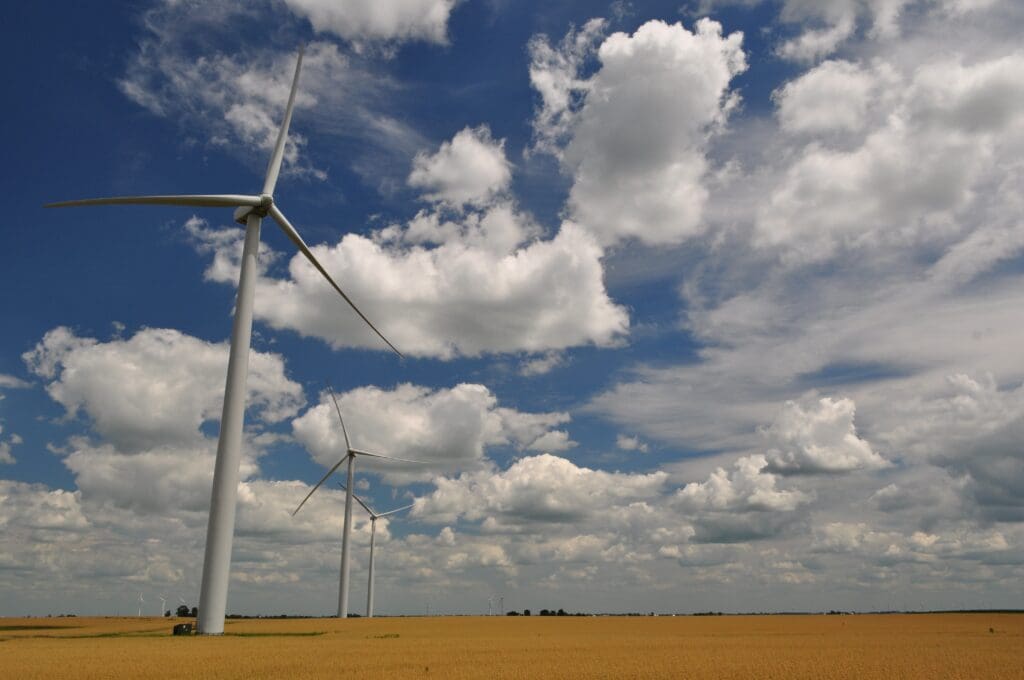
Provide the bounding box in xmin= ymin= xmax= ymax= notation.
xmin=233 ymin=194 xmax=274 ymax=225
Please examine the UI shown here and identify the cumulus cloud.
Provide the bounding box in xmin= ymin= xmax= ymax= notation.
xmin=393 ymin=203 xmax=541 ymax=256
xmin=408 ymin=126 xmax=512 ymax=208
xmin=528 ymin=18 xmax=608 ymax=156
xmin=676 ymin=454 xmax=811 ymax=513
xmin=533 ymin=18 xmax=747 ymax=246
xmin=282 ymin=0 xmax=458 ymax=45
xmin=762 ymin=397 xmax=888 ymax=474
xmin=23 ymin=327 xmax=304 ymax=453
xmin=616 ymin=435 xmax=649 ymax=453
xmin=775 ymin=0 xmax=911 ymax=62
xmin=874 ymin=374 xmax=1024 ymax=521
xmin=0 ymin=427 xmax=22 ymax=465
xmin=813 ymin=521 xmax=1012 ymax=567
xmin=412 ymin=453 xmax=667 ymax=524
xmin=190 ymin=214 xmax=627 ymax=358
xmin=0 ymin=481 xmax=89 ymax=532
xmin=774 ymin=59 xmax=884 ymax=134
xmin=758 ymin=52 xmax=1024 ymax=263
xmin=292 ymin=383 xmax=575 ymax=476
xmin=674 ymin=454 xmax=811 ymax=542
xmin=518 ymin=351 xmax=565 ymax=377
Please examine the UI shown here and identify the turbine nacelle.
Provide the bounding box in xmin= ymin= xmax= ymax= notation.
xmin=233 ymin=194 xmax=274 ymax=226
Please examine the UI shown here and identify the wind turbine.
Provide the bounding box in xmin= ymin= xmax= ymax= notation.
xmin=292 ymin=386 xmax=421 ymax=618
xmin=137 ymin=593 xmax=145 ymax=618
xmin=158 ymin=594 xmax=168 ymax=616
xmin=339 ymin=483 xmax=412 ymax=618
xmin=45 ymin=49 xmax=401 ymax=635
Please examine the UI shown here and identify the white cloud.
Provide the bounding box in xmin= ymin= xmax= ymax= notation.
xmin=412 ymin=453 xmax=667 ymax=524
xmin=23 ymin=327 xmax=304 ymax=453
xmin=518 ymin=351 xmax=565 ymax=377
xmin=676 ymin=455 xmax=811 ymax=513
xmin=121 ymin=39 xmax=344 ymax=180
xmin=0 ymin=374 xmax=30 ymax=390
xmin=872 ymin=373 xmax=1024 ymax=521
xmin=616 ymin=434 xmax=649 ymax=453
xmin=395 ymin=203 xmax=541 ymax=255
xmin=528 ymin=18 xmax=608 ymax=156
xmin=776 ymin=9 xmax=857 ymax=62
xmin=762 ymin=397 xmax=888 ymax=474
xmin=0 ymin=481 xmax=89 ymax=532
xmin=192 ymin=216 xmax=627 ymax=359
xmin=774 ymin=59 xmax=883 ymax=134
xmin=408 ymin=126 xmax=512 ymax=208
xmin=757 ymin=52 xmax=1024 ymax=263
xmin=292 ymin=383 xmax=575 ymax=475
xmin=674 ymin=455 xmax=812 ymax=542
xmin=0 ymin=426 xmax=21 ymax=465
xmin=775 ymin=0 xmax=912 ymax=62
xmin=282 ymin=0 xmax=457 ymax=45
xmin=119 ymin=5 xmax=428 ymax=187
xmin=537 ymin=18 xmax=747 ymax=247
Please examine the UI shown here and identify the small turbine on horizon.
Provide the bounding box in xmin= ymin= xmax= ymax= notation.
xmin=158 ymin=594 xmax=167 ymax=616
xmin=46 ymin=48 xmax=401 ymax=635
xmin=339 ymin=483 xmax=412 ymax=618
xmin=137 ymin=593 xmax=145 ymax=618
xmin=292 ymin=386 xmax=422 ymax=618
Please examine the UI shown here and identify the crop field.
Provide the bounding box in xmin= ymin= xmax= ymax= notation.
xmin=1 ymin=613 xmax=1021 ymax=679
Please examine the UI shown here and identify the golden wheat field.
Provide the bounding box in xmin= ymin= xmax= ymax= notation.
xmin=1 ymin=613 xmax=1021 ymax=679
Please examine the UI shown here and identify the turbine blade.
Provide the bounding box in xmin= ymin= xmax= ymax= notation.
xmin=292 ymin=453 xmax=350 ymax=516
xmin=262 ymin=47 xmax=304 ymax=196
xmin=376 ymin=503 xmax=414 ymax=518
xmin=350 ymin=448 xmax=427 ymax=465
xmin=337 ymin=482 xmax=376 ymax=516
xmin=45 ymin=194 xmax=262 ymax=209
xmin=267 ymin=205 xmax=403 ymax=357
xmin=327 ymin=385 xmax=351 ymax=451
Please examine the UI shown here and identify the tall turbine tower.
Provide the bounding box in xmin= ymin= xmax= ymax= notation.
xmin=292 ymin=386 xmax=421 ymax=618
xmin=46 ymin=49 xmax=401 ymax=635
xmin=339 ymin=483 xmax=412 ymax=618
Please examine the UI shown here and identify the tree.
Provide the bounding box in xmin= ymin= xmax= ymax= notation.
xmin=524 ymin=609 xmax=531 ymax=616
xmin=176 ymin=605 xmax=190 ymax=617
xmin=190 ymin=607 xmax=198 ymax=618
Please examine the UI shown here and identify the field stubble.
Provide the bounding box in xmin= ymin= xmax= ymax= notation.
xmin=1 ymin=613 xmax=1020 ymax=679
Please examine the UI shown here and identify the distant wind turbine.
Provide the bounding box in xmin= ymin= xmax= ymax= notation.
xmin=46 ymin=49 xmax=401 ymax=635
xmin=339 ymin=483 xmax=412 ymax=618
xmin=158 ymin=594 xmax=167 ymax=616
xmin=137 ymin=593 xmax=145 ymax=618
xmin=292 ymin=386 xmax=422 ymax=618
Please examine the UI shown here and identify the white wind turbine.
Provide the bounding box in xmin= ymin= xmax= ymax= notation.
xmin=158 ymin=594 xmax=168 ymax=616
xmin=46 ymin=49 xmax=401 ymax=635
xmin=292 ymin=386 xmax=421 ymax=618
xmin=137 ymin=593 xmax=145 ymax=618
xmin=338 ymin=483 xmax=413 ymax=618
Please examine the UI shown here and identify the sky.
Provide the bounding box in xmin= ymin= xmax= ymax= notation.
xmin=2 ymin=0 xmax=1023 ymax=617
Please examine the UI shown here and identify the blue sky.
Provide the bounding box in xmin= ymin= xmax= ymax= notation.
xmin=2 ymin=0 xmax=1023 ymax=616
